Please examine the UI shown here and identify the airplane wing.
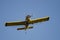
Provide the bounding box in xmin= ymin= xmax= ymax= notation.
xmin=29 ymin=16 xmax=49 ymax=24
xmin=5 ymin=21 xmax=26 ymax=26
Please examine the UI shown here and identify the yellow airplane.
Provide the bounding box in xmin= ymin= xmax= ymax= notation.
xmin=5 ymin=15 xmax=49 ymax=30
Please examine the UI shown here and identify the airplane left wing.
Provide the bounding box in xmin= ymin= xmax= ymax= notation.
xmin=5 ymin=21 xmax=26 ymax=26
xmin=29 ymin=16 xmax=49 ymax=24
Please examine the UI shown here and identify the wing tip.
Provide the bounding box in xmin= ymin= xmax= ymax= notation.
xmin=47 ymin=17 xmax=49 ymax=21
xmin=5 ymin=23 xmax=7 ymax=26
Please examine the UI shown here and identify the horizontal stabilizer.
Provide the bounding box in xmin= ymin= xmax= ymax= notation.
xmin=28 ymin=26 xmax=33 ymax=29
xmin=17 ymin=28 xmax=25 ymax=30
xmin=17 ymin=27 xmax=33 ymax=30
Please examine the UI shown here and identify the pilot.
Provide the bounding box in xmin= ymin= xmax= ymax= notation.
xmin=26 ymin=15 xmax=31 ymax=21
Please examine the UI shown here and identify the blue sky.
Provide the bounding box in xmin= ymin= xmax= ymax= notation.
xmin=0 ymin=0 xmax=60 ymax=40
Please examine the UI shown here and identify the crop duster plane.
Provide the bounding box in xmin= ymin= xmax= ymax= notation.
xmin=5 ymin=15 xmax=49 ymax=30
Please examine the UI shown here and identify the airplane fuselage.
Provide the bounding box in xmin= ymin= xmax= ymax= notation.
xmin=25 ymin=15 xmax=31 ymax=30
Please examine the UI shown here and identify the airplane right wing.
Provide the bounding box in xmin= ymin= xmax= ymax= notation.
xmin=29 ymin=16 xmax=49 ymax=24
xmin=5 ymin=21 xmax=26 ymax=26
